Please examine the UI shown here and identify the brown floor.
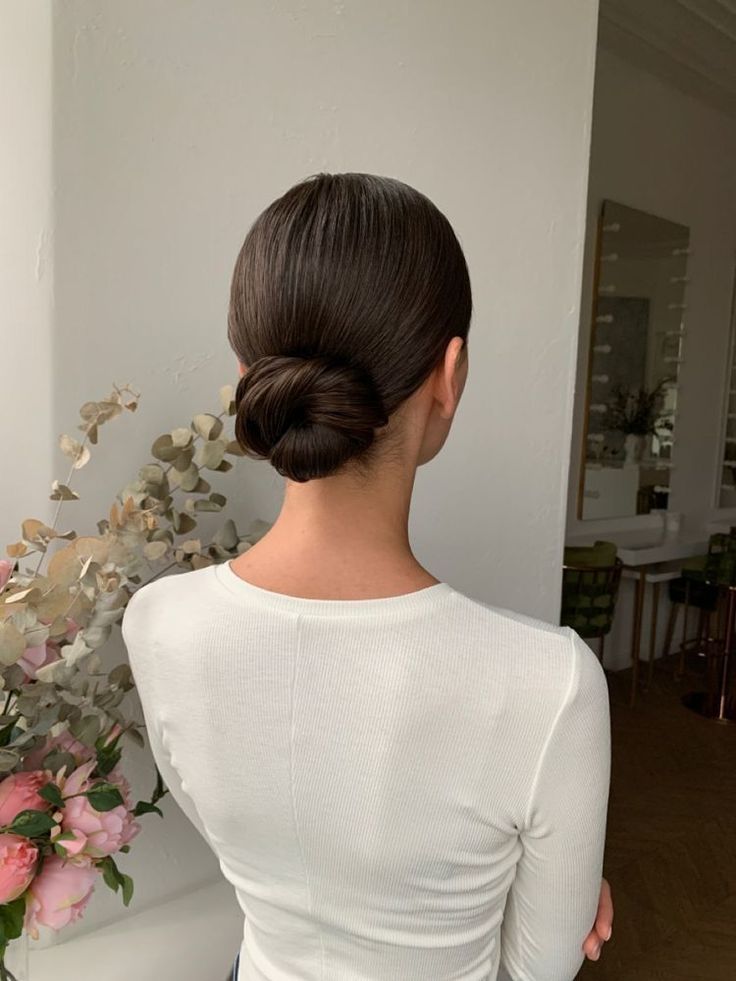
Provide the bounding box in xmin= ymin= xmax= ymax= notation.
xmin=577 ymin=648 xmax=736 ymax=980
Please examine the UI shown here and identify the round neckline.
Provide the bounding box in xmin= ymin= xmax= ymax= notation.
xmin=211 ymin=559 xmax=454 ymax=616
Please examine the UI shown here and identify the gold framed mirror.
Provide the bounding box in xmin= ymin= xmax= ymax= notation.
xmin=577 ymin=200 xmax=691 ymax=520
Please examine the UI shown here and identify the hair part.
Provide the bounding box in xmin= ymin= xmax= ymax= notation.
xmin=228 ymin=172 xmax=472 ymax=483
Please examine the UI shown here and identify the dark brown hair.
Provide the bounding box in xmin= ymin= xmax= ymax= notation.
xmin=228 ymin=172 xmax=472 ymax=482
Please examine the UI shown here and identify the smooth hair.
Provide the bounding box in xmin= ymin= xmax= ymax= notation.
xmin=227 ymin=172 xmax=473 ymax=483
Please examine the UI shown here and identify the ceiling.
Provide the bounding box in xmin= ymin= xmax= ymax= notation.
xmin=599 ymin=0 xmax=736 ymax=118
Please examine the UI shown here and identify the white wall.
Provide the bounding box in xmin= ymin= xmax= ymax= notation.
xmin=568 ymin=46 xmax=736 ymax=537
xmin=3 ymin=0 xmax=600 ymax=938
xmin=0 ymin=2 xmax=54 ymax=546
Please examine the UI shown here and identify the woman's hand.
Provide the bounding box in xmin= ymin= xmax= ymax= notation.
xmin=582 ymin=878 xmax=613 ymax=961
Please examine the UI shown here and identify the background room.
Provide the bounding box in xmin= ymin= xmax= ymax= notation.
xmin=1 ymin=1 xmax=735 ymax=979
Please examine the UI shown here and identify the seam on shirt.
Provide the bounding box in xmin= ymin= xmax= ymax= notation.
xmin=511 ymin=629 xmax=578 ymax=980
xmin=289 ymin=613 xmax=325 ymax=979
xmin=521 ymin=627 xmax=579 ymax=833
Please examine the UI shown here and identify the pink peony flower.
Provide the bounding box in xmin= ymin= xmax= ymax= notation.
xmin=23 ymin=728 xmax=95 ymax=774
xmin=60 ymin=793 xmax=139 ymax=858
xmin=16 ymin=640 xmax=61 ymax=682
xmin=57 ymin=758 xmax=139 ymax=858
xmin=0 ymin=559 xmax=13 ymax=591
xmin=0 ymin=833 xmax=38 ymax=903
xmin=103 ymin=723 xmax=123 ymax=747
xmin=0 ymin=771 xmax=52 ymax=827
xmin=49 ymin=826 xmax=87 ymax=858
xmin=24 ymin=855 xmax=99 ymax=938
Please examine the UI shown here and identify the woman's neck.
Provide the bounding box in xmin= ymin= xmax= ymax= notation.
xmin=231 ymin=467 xmax=440 ymax=598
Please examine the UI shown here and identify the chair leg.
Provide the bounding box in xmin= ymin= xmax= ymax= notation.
xmin=662 ymin=600 xmax=679 ymax=660
xmin=706 ymin=612 xmax=718 ymax=692
xmin=676 ymin=582 xmax=691 ymax=681
xmin=647 ymin=582 xmax=660 ymax=690
xmin=696 ymin=608 xmax=707 ymax=653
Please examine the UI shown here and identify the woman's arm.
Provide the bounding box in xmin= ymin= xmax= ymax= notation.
xmin=500 ymin=629 xmax=611 ymax=981
xmin=121 ymin=589 xmax=218 ymax=857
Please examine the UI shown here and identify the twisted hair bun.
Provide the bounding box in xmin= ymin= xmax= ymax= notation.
xmin=228 ymin=173 xmax=473 ymax=483
xmin=234 ymin=354 xmax=390 ymax=483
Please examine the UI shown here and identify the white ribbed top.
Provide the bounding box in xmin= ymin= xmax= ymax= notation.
xmin=121 ymin=561 xmax=610 ymax=981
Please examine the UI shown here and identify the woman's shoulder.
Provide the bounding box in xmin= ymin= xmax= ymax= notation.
xmin=121 ymin=565 xmax=215 ymax=639
xmin=447 ymin=588 xmax=606 ymax=695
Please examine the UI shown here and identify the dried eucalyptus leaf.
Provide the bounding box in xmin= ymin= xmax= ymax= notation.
xmin=5 ymin=542 xmax=29 ymax=558
xmin=214 ymin=459 xmax=233 ymax=473
xmin=22 ymin=519 xmax=57 ymax=542
xmin=50 ymin=481 xmax=80 ymax=501
xmin=42 ymin=750 xmax=77 ymax=777
xmin=109 ymin=663 xmax=133 ymax=690
xmin=170 ymin=427 xmax=193 ymax=448
xmin=151 ymin=434 xmax=179 ymax=462
xmin=173 ymin=512 xmax=197 ymax=535
xmin=180 ymin=539 xmax=201 ymax=555
xmin=74 ymin=537 xmax=110 ymax=566
xmin=124 ymin=727 xmax=145 ymax=748
xmin=20 ymin=621 xmax=50 ymax=648
xmin=80 ymin=625 xmax=111 ymax=650
xmin=96 ymin=400 xmax=123 ymax=422
xmin=193 ymin=500 xmax=221 ymax=512
xmin=79 ymin=401 xmax=99 ymax=421
xmin=219 ymin=384 xmax=235 ymax=412
xmin=0 ymin=748 xmax=19 ymax=772
xmin=172 ymin=447 xmax=194 ymax=472
xmin=139 ymin=464 xmax=166 ymax=485
xmin=69 ymin=714 xmax=101 ymax=746
xmin=192 ymin=414 xmax=223 ymax=440
xmin=195 ymin=439 xmax=227 ymax=470
xmin=3 ymin=587 xmax=36 ymax=604
xmin=46 ymin=545 xmax=79 ymax=586
xmin=0 ymin=621 xmax=25 ymax=666
xmin=143 ymin=540 xmax=168 ymax=561
xmin=59 ymin=434 xmax=91 ymax=469
xmin=179 ymin=464 xmax=201 ymax=492
xmin=225 ymin=440 xmax=245 ymax=457
xmin=3 ymin=664 xmax=25 ymax=689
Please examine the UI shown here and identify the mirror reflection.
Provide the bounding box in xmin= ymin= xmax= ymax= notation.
xmin=579 ymin=200 xmax=690 ymax=520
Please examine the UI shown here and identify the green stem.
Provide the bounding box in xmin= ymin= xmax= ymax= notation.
xmin=2 ymin=690 xmax=14 ymax=716
xmin=0 ymin=956 xmax=19 ymax=981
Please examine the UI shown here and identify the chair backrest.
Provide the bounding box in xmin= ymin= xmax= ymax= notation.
xmin=560 ymin=557 xmax=623 ymax=639
xmin=704 ymin=532 xmax=736 ymax=587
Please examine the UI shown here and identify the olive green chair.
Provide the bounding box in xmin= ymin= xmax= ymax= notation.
xmin=662 ymin=528 xmax=736 ymax=680
xmin=662 ymin=553 xmax=720 ymax=679
xmin=679 ymin=532 xmax=736 ymax=721
xmin=561 ymin=540 xmax=623 ymax=663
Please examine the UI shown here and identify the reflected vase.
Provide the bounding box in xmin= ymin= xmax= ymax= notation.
xmin=623 ymin=433 xmax=647 ymax=466
xmin=1 ymin=933 xmax=29 ymax=981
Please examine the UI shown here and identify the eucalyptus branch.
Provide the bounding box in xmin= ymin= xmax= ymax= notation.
xmin=0 ymin=377 xmax=263 ymax=947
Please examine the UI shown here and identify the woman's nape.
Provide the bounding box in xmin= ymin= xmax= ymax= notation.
xmin=230 ymin=336 xmax=468 ymax=601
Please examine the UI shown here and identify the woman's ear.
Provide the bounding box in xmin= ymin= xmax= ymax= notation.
xmin=437 ymin=337 xmax=467 ymax=420
xmin=237 ymin=360 xmax=247 ymax=377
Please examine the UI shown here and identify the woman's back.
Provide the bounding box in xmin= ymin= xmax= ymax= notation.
xmin=122 ymin=559 xmax=610 ymax=981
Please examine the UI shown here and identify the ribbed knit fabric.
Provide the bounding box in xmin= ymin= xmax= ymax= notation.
xmin=121 ymin=560 xmax=610 ymax=981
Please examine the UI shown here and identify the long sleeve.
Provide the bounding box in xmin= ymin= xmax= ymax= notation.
xmin=121 ymin=589 xmax=218 ymax=857
xmin=499 ymin=628 xmax=611 ymax=981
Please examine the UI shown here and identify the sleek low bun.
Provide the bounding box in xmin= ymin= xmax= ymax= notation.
xmin=234 ymin=354 xmax=390 ymax=483
xmin=227 ymin=173 xmax=472 ymax=483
